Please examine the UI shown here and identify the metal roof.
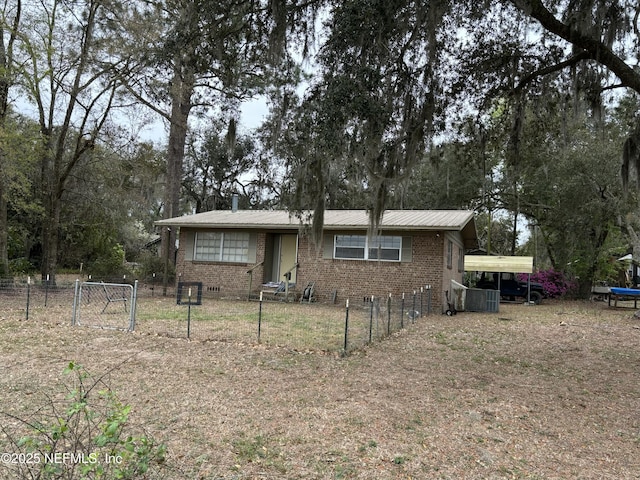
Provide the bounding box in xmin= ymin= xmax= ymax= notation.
xmin=155 ymin=209 xmax=471 ymax=229
xmin=155 ymin=209 xmax=478 ymax=247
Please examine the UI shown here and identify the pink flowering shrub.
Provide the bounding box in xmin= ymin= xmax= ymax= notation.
xmin=518 ymin=269 xmax=578 ymax=298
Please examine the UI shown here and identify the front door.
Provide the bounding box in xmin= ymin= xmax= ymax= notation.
xmin=278 ymin=234 xmax=298 ymax=284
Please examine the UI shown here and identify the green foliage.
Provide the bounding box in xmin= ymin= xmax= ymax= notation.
xmin=8 ymin=257 xmax=34 ymax=276
xmin=586 ymin=227 xmax=633 ymax=286
xmin=527 ymin=117 xmax=626 ymax=285
xmin=401 ymin=143 xmax=485 ymax=211
xmin=137 ymin=251 xmax=174 ymax=284
xmin=183 ymin=126 xmax=261 ymax=213
xmin=0 ymin=114 xmax=43 ymax=216
xmin=273 ymin=0 xmax=451 ymax=233
xmin=86 ymin=243 xmax=128 ymax=280
xmin=0 ymin=113 xmax=44 ymax=274
xmin=1 ymin=362 xmax=167 ymax=479
xmin=56 ymin=141 xmax=164 ymax=272
xmin=474 ymin=212 xmax=521 ymax=256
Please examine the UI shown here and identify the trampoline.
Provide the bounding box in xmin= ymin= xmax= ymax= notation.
xmin=608 ymin=287 xmax=640 ymax=308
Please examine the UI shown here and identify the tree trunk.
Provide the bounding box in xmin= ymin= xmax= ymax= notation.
xmin=577 ymin=228 xmax=610 ymax=298
xmin=41 ymin=192 xmax=60 ymax=284
xmin=0 ymin=122 xmax=8 ymax=279
xmin=39 ymin=135 xmax=60 ymax=285
xmin=511 ymin=210 xmax=518 ymax=255
xmin=161 ymin=60 xmax=194 ymax=295
xmin=0 ymin=83 xmax=8 ymax=279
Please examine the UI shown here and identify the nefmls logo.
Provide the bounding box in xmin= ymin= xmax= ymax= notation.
xmin=44 ymin=452 xmax=99 ymax=464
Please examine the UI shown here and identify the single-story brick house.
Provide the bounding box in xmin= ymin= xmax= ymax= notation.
xmin=155 ymin=209 xmax=477 ymax=312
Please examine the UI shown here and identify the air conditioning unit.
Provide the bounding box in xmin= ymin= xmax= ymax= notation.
xmin=466 ymin=288 xmax=500 ymax=313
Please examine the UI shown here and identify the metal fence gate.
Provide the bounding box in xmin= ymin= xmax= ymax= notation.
xmin=71 ymin=280 xmax=138 ymax=331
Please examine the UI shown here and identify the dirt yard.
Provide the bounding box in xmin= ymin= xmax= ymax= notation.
xmin=1 ymin=299 xmax=639 ymax=479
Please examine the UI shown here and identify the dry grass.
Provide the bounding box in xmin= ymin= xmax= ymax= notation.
xmin=1 ymin=298 xmax=640 ymax=479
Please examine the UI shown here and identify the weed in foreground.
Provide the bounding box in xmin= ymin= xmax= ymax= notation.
xmin=1 ymin=361 xmax=167 ymax=479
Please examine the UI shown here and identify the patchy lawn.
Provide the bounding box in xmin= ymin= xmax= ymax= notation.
xmin=1 ymin=299 xmax=639 ymax=479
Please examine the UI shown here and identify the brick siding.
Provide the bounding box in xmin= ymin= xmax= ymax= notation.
xmin=175 ymin=229 xmax=466 ymax=312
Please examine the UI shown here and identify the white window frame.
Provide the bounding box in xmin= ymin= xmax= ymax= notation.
xmin=194 ymin=231 xmax=250 ymax=263
xmin=333 ymin=234 xmax=402 ymax=262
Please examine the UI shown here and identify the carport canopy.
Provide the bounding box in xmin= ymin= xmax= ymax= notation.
xmin=464 ymin=255 xmax=534 ymax=273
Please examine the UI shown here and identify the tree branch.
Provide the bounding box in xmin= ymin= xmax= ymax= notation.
xmin=509 ymin=0 xmax=640 ymax=94
xmin=513 ymin=51 xmax=592 ymax=94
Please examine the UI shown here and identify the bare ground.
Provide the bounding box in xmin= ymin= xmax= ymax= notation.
xmin=1 ymin=299 xmax=640 ymax=479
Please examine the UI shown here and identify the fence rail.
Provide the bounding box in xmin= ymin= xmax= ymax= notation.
xmin=1 ymin=280 xmax=433 ymax=354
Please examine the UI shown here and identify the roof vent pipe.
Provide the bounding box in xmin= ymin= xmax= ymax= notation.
xmin=232 ymin=193 xmax=239 ymax=212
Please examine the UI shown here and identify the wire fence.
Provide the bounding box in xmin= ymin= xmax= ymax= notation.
xmin=0 ymin=278 xmax=76 ymax=323
xmin=1 ymin=278 xmax=434 ymax=354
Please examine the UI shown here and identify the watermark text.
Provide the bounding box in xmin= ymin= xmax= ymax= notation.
xmin=1 ymin=452 xmax=123 ymax=465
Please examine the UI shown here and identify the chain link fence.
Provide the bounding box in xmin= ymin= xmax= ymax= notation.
xmin=1 ymin=278 xmax=434 ymax=354
xmin=71 ymin=281 xmax=137 ymax=331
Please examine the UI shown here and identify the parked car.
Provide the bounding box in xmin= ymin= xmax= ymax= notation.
xmin=475 ymin=272 xmax=544 ymax=304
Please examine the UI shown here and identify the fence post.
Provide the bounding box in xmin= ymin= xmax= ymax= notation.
xmin=400 ymin=293 xmax=405 ymax=329
xmin=387 ymin=293 xmax=391 ymax=335
xmin=44 ymin=274 xmax=49 ymax=307
xmin=426 ymin=284 xmax=432 ymax=315
xmin=129 ymin=280 xmax=138 ymax=331
xmin=187 ymin=287 xmax=192 ymax=339
xmin=258 ymin=291 xmax=263 ymax=342
xmin=71 ymin=279 xmax=80 ymax=326
xmin=369 ymin=295 xmax=374 ymax=343
xmin=412 ymin=290 xmax=417 ymax=323
xmin=420 ymin=286 xmax=424 ymax=318
xmin=343 ymin=299 xmax=350 ymax=354
xmin=25 ymin=277 xmax=31 ymax=321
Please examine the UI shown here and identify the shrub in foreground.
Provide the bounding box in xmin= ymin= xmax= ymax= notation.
xmin=1 ymin=362 xmax=167 ymax=479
